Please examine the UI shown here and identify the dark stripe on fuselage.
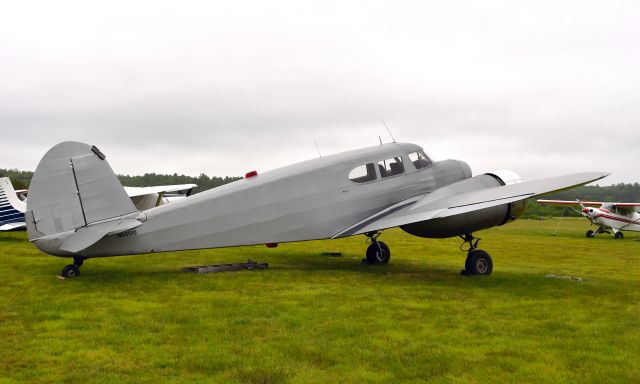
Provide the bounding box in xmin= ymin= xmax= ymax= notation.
xmin=0 ymin=205 xmax=21 ymax=213
xmin=595 ymin=213 xmax=640 ymax=225
xmin=1 ymin=211 xmax=24 ymax=219
xmin=1 ymin=216 xmax=25 ymax=224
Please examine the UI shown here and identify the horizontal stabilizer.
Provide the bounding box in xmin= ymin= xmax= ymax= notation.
xmin=60 ymin=217 xmax=142 ymax=253
xmin=333 ymin=171 xmax=608 ymax=238
xmin=124 ymin=184 xmax=197 ymax=198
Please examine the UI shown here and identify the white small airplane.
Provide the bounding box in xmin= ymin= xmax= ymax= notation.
xmin=537 ymin=199 xmax=640 ymax=239
xmin=23 ymin=141 xmax=608 ymax=278
xmin=0 ymin=176 xmax=196 ymax=231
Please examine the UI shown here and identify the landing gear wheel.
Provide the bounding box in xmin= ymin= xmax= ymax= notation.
xmin=365 ymin=241 xmax=391 ymax=265
xmin=464 ymin=250 xmax=493 ymax=276
xmin=614 ymin=231 xmax=624 ymax=240
xmin=586 ymin=230 xmax=594 ymax=238
xmin=61 ymin=264 xmax=80 ymax=278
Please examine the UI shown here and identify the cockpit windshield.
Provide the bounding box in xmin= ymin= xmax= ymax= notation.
xmin=408 ymin=150 xmax=432 ymax=169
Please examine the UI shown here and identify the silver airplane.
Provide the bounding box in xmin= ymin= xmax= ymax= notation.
xmin=24 ymin=141 xmax=607 ymax=278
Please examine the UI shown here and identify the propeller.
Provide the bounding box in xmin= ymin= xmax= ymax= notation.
xmin=577 ymin=199 xmax=597 ymax=224
xmin=576 ymin=199 xmax=588 ymax=216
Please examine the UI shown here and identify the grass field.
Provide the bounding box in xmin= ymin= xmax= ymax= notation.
xmin=1 ymin=218 xmax=639 ymax=383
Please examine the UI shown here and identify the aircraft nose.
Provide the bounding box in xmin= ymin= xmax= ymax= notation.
xmin=582 ymin=208 xmax=590 ymax=214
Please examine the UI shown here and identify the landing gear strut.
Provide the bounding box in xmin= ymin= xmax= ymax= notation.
xmin=459 ymin=233 xmax=493 ymax=276
xmin=363 ymin=231 xmax=390 ymax=265
xmin=61 ymin=257 xmax=85 ymax=278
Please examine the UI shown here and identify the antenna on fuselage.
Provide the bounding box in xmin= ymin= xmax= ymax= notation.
xmin=382 ymin=119 xmax=396 ymax=143
xmin=313 ymin=138 xmax=322 ymax=158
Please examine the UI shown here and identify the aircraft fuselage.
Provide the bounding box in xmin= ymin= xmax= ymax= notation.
xmin=72 ymin=143 xmax=471 ymax=257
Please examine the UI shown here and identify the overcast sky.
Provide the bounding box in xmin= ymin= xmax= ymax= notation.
xmin=0 ymin=0 xmax=638 ymax=184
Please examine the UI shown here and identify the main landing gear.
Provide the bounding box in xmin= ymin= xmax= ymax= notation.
xmin=459 ymin=233 xmax=493 ymax=276
xmin=363 ymin=231 xmax=391 ymax=265
xmin=61 ymin=257 xmax=85 ymax=278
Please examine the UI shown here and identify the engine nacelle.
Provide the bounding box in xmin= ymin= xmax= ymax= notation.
xmin=401 ymin=170 xmax=526 ymax=238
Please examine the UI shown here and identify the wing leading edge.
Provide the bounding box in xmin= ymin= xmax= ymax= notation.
xmin=538 ymin=200 xmax=640 ymax=213
xmin=333 ymin=172 xmax=609 ymax=238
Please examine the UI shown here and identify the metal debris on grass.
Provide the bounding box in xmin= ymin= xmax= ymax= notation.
xmin=183 ymin=259 xmax=268 ymax=274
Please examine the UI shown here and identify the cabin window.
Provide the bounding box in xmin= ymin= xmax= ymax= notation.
xmin=408 ymin=150 xmax=432 ymax=169
xmin=349 ymin=163 xmax=377 ymax=183
xmin=378 ymin=157 xmax=404 ymax=178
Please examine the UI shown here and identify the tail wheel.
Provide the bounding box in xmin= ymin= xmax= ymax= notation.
xmin=465 ymin=250 xmax=493 ymax=276
xmin=614 ymin=231 xmax=624 ymax=240
xmin=366 ymin=241 xmax=391 ymax=265
xmin=586 ymin=230 xmax=594 ymax=238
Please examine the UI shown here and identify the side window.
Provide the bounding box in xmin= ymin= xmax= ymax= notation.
xmin=408 ymin=150 xmax=432 ymax=169
xmin=349 ymin=163 xmax=377 ymax=183
xmin=378 ymin=157 xmax=404 ymax=178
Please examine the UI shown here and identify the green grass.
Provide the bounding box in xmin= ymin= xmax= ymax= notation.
xmin=1 ymin=218 xmax=638 ymax=383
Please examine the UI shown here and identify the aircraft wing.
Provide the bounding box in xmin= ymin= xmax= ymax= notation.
xmin=537 ymin=199 xmax=603 ymax=207
xmin=333 ymin=172 xmax=608 ymax=238
xmin=123 ymin=184 xmax=197 ymax=197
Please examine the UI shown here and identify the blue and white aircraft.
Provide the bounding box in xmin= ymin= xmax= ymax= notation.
xmin=0 ymin=177 xmax=27 ymax=231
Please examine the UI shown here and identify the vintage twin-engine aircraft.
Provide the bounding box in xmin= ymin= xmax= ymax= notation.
xmin=25 ymin=141 xmax=607 ymax=278
xmin=537 ymin=199 xmax=640 ymax=239
xmin=0 ymin=176 xmax=195 ymax=232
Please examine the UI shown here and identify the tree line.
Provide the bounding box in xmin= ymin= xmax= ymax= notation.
xmin=0 ymin=168 xmax=242 ymax=194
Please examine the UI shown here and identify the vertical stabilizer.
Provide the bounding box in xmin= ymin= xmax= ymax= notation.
xmin=26 ymin=142 xmax=140 ymax=254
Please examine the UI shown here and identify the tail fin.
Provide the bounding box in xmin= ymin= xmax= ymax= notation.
xmin=26 ymin=142 xmax=142 ymax=255
xmin=0 ymin=177 xmax=27 ymax=231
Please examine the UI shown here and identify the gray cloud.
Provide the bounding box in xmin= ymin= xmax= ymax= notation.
xmin=0 ymin=0 xmax=638 ymax=183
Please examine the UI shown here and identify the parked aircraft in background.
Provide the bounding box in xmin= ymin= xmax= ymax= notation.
xmin=24 ymin=142 xmax=607 ymax=278
xmin=0 ymin=176 xmax=195 ymax=232
xmin=0 ymin=177 xmax=27 ymax=231
xmin=537 ymin=199 xmax=640 ymax=239
xmin=124 ymin=185 xmax=197 ymax=210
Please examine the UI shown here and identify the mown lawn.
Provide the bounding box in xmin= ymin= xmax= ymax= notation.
xmin=0 ymin=218 xmax=638 ymax=383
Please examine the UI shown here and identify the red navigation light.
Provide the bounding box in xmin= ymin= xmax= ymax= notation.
xmin=245 ymin=170 xmax=258 ymax=179
xmin=266 ymin=243 xmax=278 ymax=248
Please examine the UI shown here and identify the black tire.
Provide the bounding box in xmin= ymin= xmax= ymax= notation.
xmin=465 ymin=250 xmax=493 ymax=276
xmin=365 ymin=241 xmax=391 ymax=265
xmin=61 ymin=264 xmax=80 ymax=278
xmin=586 ymin=230 xmax=594 ymax=238
xmin=614 ymin=231 xmax=624 ymax=240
